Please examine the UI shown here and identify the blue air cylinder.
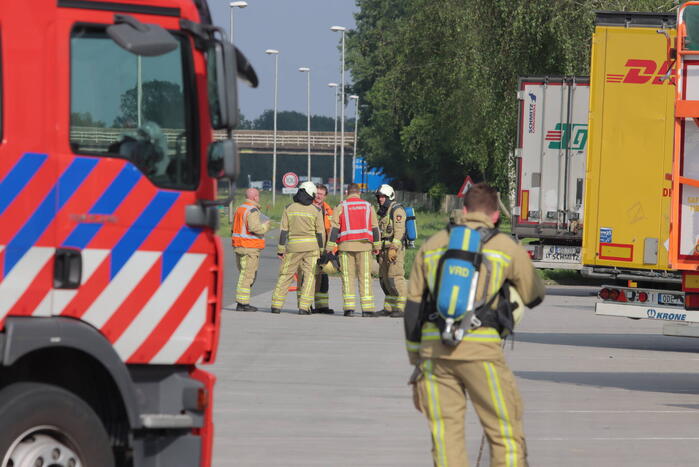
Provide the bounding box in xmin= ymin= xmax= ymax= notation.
xmin=436 ymin=226 xmax=482 ymax=322
xmin=405 ymin=207 xmax=418 ymax=242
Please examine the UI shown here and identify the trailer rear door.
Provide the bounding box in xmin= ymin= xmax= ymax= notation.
xmin=582 ymin=12 xmax=676 ymax=272
xmin=514 ymin=76 xmax=589 ymax=242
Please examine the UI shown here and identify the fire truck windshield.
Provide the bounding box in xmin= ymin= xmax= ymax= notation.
xmin=70 ymin=26 xmax=199 ymax=190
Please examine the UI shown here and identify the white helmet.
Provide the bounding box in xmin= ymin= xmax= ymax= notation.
xmin=375 ymin=184 xmax=395 ymax=201
xmin=299 ymin=181 xmax=317 ymax=197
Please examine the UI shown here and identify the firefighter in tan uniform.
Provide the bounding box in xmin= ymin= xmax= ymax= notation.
xmin=404 ymin=183 xmax=545 ymax=467
xmin=326 ymin=183 xmax=381 ymax=317
xmin=375 ymin=184 xmax=407 ymax=317
xmin=271 ymin=182 xmax=325 ymax=315
xmin=232 ymin=188 xmax=271 ymax=312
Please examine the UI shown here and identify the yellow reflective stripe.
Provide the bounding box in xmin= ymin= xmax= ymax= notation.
xmin=421 ymin=323 xmax=501 ymax=342
xmin=288 ymin=237 xmax=316 ymax=244
xmin=236 ymin=256 xmax=249 ymax=301
xmin=447 ymin=286 xmax=459 ymax=317
xmin=341 ymin=253 xmax=349 ymax=294
xmin=421 ymin=322 xmax=441 ymax=340
xmin=422 ymin=360 xmax=447 ymax=467
xmin=483 ymin=249 xmax=511 ymax=296
xmin=288 ymin=212 xmax=317 ymax=219
xmin=424 ymin=247 xmax=447 ymax=291
xmin=406 ymin=340 xmax=420 ymax=352
xmin=340 ymin=253 xmax=355 ymax=310
xmin=424 ymin=247 xmax=447 ymax=257
xmin=482 ymin=249 xmax=512 ymax=262
xmin=484 ymin=362 xmax=518 ymax=467
xmin=364 ymin=252 xmax=370 ymax=299
xmin=461 ymin=227 xmax=471 ymax=250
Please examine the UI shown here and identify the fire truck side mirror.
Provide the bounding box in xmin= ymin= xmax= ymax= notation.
xmin=234 ymin=46 xmax=258 ymax=88
xmin=107 ymin=14 xmax=178 ymax=57
xmin=208 ymin=38 xmax=259 ymax=131
xmin=185 ymin=204 xmax=219 ymax=230
xmin=209 ymin=40 xmax=239 ymax=130
xmin=207 ymin=139 xmax=238 ymax=181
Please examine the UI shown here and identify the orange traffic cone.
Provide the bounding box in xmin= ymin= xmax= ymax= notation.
xmin=288 ymin=273 xmax=299 ymax=292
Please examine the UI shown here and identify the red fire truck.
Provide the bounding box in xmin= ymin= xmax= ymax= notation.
xmin=0 ymin=1 xmax=254 ymax=465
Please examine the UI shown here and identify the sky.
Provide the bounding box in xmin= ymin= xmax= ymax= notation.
xmin=207 ymin=0 xmax=359 ymax=121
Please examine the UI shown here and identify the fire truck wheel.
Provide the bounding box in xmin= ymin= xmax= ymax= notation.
xmin=0 ymin=382 xmax=114 ymax=467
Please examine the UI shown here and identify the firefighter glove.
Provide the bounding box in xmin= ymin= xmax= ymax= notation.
xmin=387 ymin=248 xmax=398 ymax=263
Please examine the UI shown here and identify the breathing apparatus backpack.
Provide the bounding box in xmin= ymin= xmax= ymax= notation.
xmin=389 ymin=203 xmax=418 ymax=248
xmin=432 ymin=224 xmax=520 ymax=346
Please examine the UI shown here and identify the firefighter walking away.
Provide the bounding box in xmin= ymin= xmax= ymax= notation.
xmin=404 ymin=183 xmax=545 ymax=467
xmin=326 ymin=183 xmax=382 ymax=316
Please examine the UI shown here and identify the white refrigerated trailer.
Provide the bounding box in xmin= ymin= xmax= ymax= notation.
xmin=513 ymin=76 xmax=589 ymax=269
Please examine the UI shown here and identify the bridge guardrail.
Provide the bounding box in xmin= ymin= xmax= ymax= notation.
xmin=70 ymin=127 xmax=354 ymax=150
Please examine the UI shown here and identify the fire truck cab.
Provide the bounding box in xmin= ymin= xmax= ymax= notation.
xmin=0 ymin=1 xmax=252 ymax=465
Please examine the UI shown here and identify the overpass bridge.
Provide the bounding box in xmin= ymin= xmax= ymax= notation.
xmin=221 ymin=130 xmax=355 ymax=156
xmin=69 ymin=127 xmax=353 ymax=157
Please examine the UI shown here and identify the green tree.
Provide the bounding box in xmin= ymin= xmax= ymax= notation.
xmin=347 ymin=0 xmax=677 ymax=193
xmin=238 ymin=113 xmax=254 ymax=129
xmin=70 ymin=112 xmax=106 ymax=127
xmin=113 ymin=80 xmax=184 ymax=128
xmin=251 ymin=109 xmax=354 ymax=131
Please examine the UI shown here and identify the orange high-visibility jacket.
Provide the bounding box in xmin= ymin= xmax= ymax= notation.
xmin=321 ymin=201 xmax=333 ymax=234
xmin=232 ymin=201 xmax=265 ymax=249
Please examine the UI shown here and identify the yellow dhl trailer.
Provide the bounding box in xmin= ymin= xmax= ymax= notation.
xmin=583 ymin=11 xmax=676 ymax=279
xmin=582 ymin=11 xmax=699 ymax=336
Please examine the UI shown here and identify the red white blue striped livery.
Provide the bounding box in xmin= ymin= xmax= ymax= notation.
xmin=0 ymin=1 xmax=251 ymax=465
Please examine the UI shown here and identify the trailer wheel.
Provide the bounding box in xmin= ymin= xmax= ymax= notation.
xmin=0 ymin=382 xmax=114 ymax=467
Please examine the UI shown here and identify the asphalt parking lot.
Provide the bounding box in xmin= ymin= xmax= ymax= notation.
xmin=210 ymin=242 xmax=699 ymax=466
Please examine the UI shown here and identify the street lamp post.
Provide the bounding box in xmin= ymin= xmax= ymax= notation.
xmin=299 ymin=67 xmax=311 ymax=180
xmin=228 ymin=1 xmax=247 ymax=223
xmin=266 ymin=49 xmax=279 ymax=205
xmin=350 ymin=95 xmax=359 ymax=191
xmin=228 ymin=1 xmax=247 ymax=42
xmin=328 ymin=83 xmax=339 ymax=194
xmin=330 ymin=25 xmax=347 ymax=198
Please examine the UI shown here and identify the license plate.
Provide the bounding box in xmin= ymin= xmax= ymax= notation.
xmin=658 ymin=293 xmax=684 ymax=306
xmin=542 ymin=246 xmax=581 ymax=262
